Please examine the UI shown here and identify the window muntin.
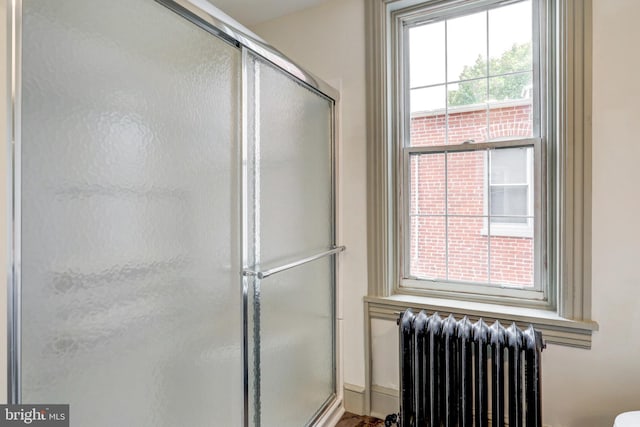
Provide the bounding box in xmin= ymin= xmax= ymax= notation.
xmin=402 ymin=0 xmax=542 ymax=295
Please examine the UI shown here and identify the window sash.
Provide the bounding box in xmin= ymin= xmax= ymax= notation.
xmin=401 ymin=141 xmax=541 ymax=294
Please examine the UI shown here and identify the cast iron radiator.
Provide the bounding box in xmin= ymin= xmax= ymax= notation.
xmin=390 ymin=309 xmax=545 ymax=427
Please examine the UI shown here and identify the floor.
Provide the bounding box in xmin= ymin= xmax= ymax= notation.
xmin=335 ymin=412 xmax=385 ymax=427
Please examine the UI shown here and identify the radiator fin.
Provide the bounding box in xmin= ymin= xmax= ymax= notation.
xmin=398 ymin=309 xmax=545 ymax=427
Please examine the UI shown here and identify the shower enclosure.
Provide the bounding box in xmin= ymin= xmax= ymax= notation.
xmin=5 ymin=0 xmax=342 ymax=426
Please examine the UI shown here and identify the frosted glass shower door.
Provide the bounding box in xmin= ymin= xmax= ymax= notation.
xmin=19 ymin=1 xmax=242 ymax=426
xmin=245 ymin=53 xmax=336 ymax=427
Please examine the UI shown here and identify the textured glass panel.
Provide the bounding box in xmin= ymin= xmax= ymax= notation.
xmin=409 ymin=21 xmax=446 ymax=88
xmin=251 ymin=258 xmax=334 ymax=427
xmin=245 ymin=52 xmax=335 ymax=427
xmin=21 ymin=1 xmax=241 ymax=426
xmin=247 ymin=54 xmax=333 ymax=266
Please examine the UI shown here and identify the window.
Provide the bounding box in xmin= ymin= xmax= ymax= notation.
xmin=488 ymin=147 xmax=533 ymax=231
xmin=365 ymin=0 xmax=596 ymax=346
xmin=403 ymin=0 xmax=542 ymax=298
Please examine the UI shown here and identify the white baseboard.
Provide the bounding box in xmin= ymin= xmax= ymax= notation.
xmin=343 ymin=383 xmax=365 ymax=415
xmin=343 ymin=384 xmax=399 ymax=419
xmin=369 ymin=385 xmax=399 ymax=420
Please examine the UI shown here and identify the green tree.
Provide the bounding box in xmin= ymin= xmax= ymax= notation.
xmin=448 ymin=42 xmax=532 ymax=107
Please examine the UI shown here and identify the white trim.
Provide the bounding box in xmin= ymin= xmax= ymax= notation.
xmin=399 ymin=0 xmax=544 ymax=299
xmin=343 ymin=383 xmax=365 ymax=415
xmin=314 ymin=398 xmax=345 ymax=427
xmin=482 ymin=221 xmax=533 ymax=238
xmin=341 ymin=384 xmax=399 ymax=421
xmin=365 ymin=0 xmax=594 ymax=332
xmin=400 ymin=278 xmax=545 ymax=304
xmin=367 ymin=294 xmax=596 ymax=342
xmin=369 ymin=385 xmax=399 ymax=420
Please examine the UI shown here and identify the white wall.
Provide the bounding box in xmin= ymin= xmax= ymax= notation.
xmin=252 ymin=0 xmax=369 ymax=392
xmin=540 ymin=1 xmax=640 ymax=425
xmin=253 ymin=0 xmax=640 ymax=426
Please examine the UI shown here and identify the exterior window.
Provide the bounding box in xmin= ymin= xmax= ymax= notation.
xmin=403 ymin=0 xmax=541 ymax=295
xmin=489 ymin=147 xmax=532 ymax=228
xmin=366 ymin=0 xmax=594 ymax=347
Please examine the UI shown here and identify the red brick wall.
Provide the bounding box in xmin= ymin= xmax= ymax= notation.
xmin=408 ymin=102 xmax=534 ymax=286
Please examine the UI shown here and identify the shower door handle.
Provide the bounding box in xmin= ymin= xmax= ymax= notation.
xmin=242 ymin=245 xmax=346 ymax=279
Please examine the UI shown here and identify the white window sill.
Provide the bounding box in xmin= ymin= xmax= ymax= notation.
xmin=480 ymin=223 xmax=533 ymax=238
xmin=364 ymin=294 xmax=598 ymax=349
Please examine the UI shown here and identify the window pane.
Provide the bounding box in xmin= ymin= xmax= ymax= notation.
xmin=447 ymin=80 xmax=488 ymax=145
xmin=409 ymin=153 xmax=446 ymax=215
xmin=490 ymin=185 xmax=528 ymax=222
xmin=490 ymin=233 xmax=534 ymax=287
xmin=411 ymin=84 xmax=446 ymax=114
xmin=447 ymin=150 xmax=486 ymax=216
xmin=488 ymin=72 xmax=532 ymax=103
xmin=487 ymin=72 xmax=533 ymax=139
xmin=490 ymin=147 xmax=531 ymax=223
xmin=410 ymin=84 xmax=446 ymax=147
xmin=447 ymin=78 xmax=488 ymax=109
xmin=488 ymin=0 xmax=532 ymax=76
xmin=409 ymin=21 xmax=446 ymax=88
xmin=490 ymin=147 xmax=528 ymax=184
xmin=409 ymin=216 xmax=446 ymax=280
xmin=448 ymin=216 xmax=488 ymax=283
xmin=447 ymin=11 xmax=487 ymax=82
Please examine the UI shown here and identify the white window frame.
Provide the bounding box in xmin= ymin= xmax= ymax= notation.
xmin=400 ymin=0 xmax=545 ymax=302
xmin=482 ymin=146 xmax=534 ymax=238
xmin=364 ymin=0 xmax=597 ymax=349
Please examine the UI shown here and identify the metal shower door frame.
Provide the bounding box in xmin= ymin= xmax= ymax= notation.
xmin=5 ymin=1 xmax=342 ymax=426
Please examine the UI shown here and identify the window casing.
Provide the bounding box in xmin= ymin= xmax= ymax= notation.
xmin=365 ymin=0 xmax=596 ymax=343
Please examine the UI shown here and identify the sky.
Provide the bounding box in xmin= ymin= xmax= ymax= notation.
xmin=409 ymin=0 xmax=532 ymax=112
